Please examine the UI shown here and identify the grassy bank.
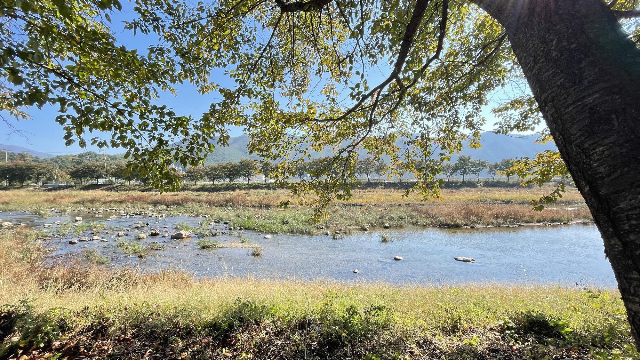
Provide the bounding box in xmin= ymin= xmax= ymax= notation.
xmin=0 ymin=228 xmax=636 ymax=359
xmin=0 ymin=186 xmax=591 ymax=234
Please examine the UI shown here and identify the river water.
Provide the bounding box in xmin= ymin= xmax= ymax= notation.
xmin=0 ymin=211 xmax=616 ymax=287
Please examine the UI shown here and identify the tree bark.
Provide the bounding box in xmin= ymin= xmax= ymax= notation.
xmin=473 ymin=0 xmax=640 ymax=343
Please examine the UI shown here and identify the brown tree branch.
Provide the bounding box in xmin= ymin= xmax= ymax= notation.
xmin=275 ymin=0 xmax=334 ymax=13
xmin=311 ymin=0 xmax=433 ymax=123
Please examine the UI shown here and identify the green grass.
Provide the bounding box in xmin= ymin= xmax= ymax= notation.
xmin=197 ymin=239 xmax=220 ymax=249
xmin=72 ymin=221 xmax=107 ymax=235
xmin=0 ymin=283 xmax=636 ymax=359
xmin=82 ymin=249 xmax=110 ymax=265
xmin=116 ymin=240 xmax=146 ymax=256
xmin=174 ymin=221 xmax=196 ymax=232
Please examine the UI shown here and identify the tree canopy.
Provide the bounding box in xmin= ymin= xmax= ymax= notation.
xmin=3 ymin=0 xmax=638 ymax=198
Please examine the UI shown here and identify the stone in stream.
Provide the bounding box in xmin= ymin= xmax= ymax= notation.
xmin=353 ymin=269 xmax=360 ymax=274
xmin=116 ymin=232 xmax=125 ymax=237
xmin=68 ymin=239 xmax=78 ymax=244
xmin=394 ymin=256 xmax=403 ymax=261
xmin=383 ymin=223 xmax=390 ymax=229
xmin=135 ymin=233 xmax=147 ymax=240
xmin=454 ymin=256 xmax=475 ymax=263
xmin=74 ymin=217 xmax=82 ymax=222
xmin=79 ymin=237 xmax=88 ymax=242
xmin=264 ymin=235 xmax=272 ymax=239
xmin=44 ymin=223 xmax=52 ymax=228
xmin=150 ymin=229 xmax=161 ymax=236
xmin=91 ymin=236 xmax=100 ymax=241
xmin=171 ymin=231 xmax=190 ymax=240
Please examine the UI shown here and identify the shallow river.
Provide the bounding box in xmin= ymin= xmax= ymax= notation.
xmin=0 ymin=211 xmax=616 ymax=286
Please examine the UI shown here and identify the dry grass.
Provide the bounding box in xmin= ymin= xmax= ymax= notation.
xmin=0 ymin=185 xmax=585 ymax=210
xmin=0 ymin=187 xmax=592 ymax=235
xmin=345 ymin=185 xmax=586 ymax=205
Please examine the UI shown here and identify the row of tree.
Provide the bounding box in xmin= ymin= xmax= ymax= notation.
xmin=441 ymin=156 xmax=515 ymax=182
xmin=182 ymin=156 xmax=519 ymax=185
xmin=0 ymin=160 xmax=130 ymax=185
xmin=0 ymin=153 xmax=519 ymax=186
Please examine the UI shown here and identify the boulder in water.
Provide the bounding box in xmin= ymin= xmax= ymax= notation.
xmin=171 ymin=231 xmax=190 ymax=240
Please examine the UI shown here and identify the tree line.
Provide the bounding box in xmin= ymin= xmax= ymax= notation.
xmin=177 ymin=156 xmax=520 ymax=185
xmin=0 ymin=151 xmax=525 ymax=186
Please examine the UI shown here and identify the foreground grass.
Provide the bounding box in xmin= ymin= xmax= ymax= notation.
xmin=0 ymin=186 xmax=591 ymax=234
xmin=0 ymin=228 xmax=636 ymax=359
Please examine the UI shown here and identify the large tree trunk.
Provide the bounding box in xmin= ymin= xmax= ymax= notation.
xmin=474 ymin=0 xmax=640 ymax=343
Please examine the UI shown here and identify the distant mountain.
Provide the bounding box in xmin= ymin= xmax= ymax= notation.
xmin=458 ymin=132 xmax=556 ymax=163
xmin=203 ymin=132 xmax=556 ymax=165
xmin=203 ymin=135 xmax=259 ymax=165
xmin=0 ymin=144 xmax=53 ymax=159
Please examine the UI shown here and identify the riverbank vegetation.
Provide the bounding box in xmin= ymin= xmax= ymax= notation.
xmin=0 ymin=228 xmax=636 ymax=359
xmin=0 ymin=186 xmax=590 ymax=235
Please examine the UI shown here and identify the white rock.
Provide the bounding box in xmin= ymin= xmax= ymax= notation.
xmin=454 ymin=256 xmax=475 ymax=263
xmin=264 ymin=234 xmax=272 ymax=239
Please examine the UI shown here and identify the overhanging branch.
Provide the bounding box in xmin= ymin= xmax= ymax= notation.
xmin=311 ymin=0 xmax=433 ymax=123
xmin=275 ymin=0 xmax=334 ymax=12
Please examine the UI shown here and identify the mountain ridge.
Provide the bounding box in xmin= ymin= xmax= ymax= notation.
xmin=203 ymin=132 xmax=556 ymax=164
xmin=0 ymin=144 xmax=54 ymax=159
xmin=0 ymin=132 xmax=556 ymax=164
